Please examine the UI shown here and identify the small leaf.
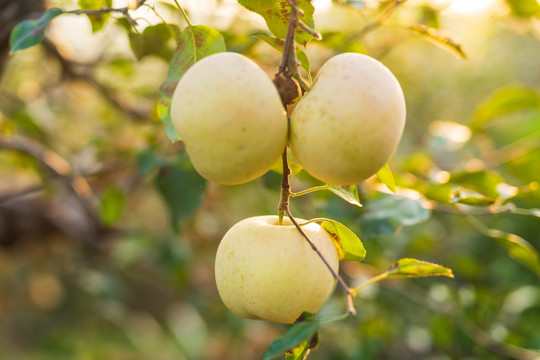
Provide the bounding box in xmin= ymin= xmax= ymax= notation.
xmin=408 ymin=24 xmax=467 ymax=59
xmin=155 ymin=155 xmax=206 ymax=232
xmin=157 ymin=25 xmax=226 ymax=142
xmin=99 ymin=186 xmax=126 ymax=225
xmin=359 ymin=192 xmax=431 ymax=239
xmin=322 ymin=220 xmax=366 ymax=262
xmin=449 ymin=170 xmax=505 ymax=199
xmin=469 ymin=217 xmax=540 ymax=276
xmin=129 ymin=23 xmax=179 ymax=61
xmin=327 ymin=185 xmax=362 ymax=207
xmin=450 ymin=189 xmax=496 ymax=206
xmin=386 ymin=258 xmax=454 ymax=279
xmin=238 ymin=0 xmax=316 ymax=46
xmin=285 ymin=332 xmax=318 ymax=360
xmin=9 ymin=8 xmax=64 ymax=53
xmin=470 ymin=86 xmax=540 ymax=130
xmin=271 ymin=148 xmax=303 ymax=175
xmin=78 ymin=0 xmax=112 ymax=32
xmin=376 ymin=164 xmax=396 ymax=193
xmin=263 ymin=321 xmax=319 ymax=360
xmin=504 ymin=0 xmax=540 ymax=18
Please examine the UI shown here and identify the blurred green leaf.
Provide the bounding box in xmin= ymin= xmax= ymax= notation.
xmin=468 ymin=217 xmax=540 ymax=276
xmin=129 ymin=23 xmax=179 ymax=61
xmin=408 ymin=24 xmax=467 ymax=59
xmin=327 ymin=184 xmax=362 ymax=207
xmin=263 ymin=321 xmax=319 ymax=360
xmin=322 ymin=219 xmax=366 ymax=262
xmin=449 ymin=170 xmax=506 ymax=199
xmin=157 ymin=25 xmax=226 ymax=142
xmin=99 ymin=186 xmax=126 ymax=225
xmin=155 ymin=155 xmax=206 ymax=232
xmin=359 ymin=193 xmax=430 ymax=238
xmin=386 ymin=258 xmax=454 ymax=278
xmin=271 ymin=148 xmax=303 ymax=175
xmin=376 ymin=164 xmax=396 ymax=193
xmin=504 ymin=0 xmax=540 ymax=18
xmin=470 ymin=86 xmax=540 ymax=130
xmin=450 ymin=190 xmax=496 ymax=206
xmin=78 ymin=0 xmax=112 ymax=32
xmin=238 ymin=0 xmax=316 ymax=46
xmin=285 ymin=332 xmax=318 ymax=360
xmin=9 ymin=8 xmax=64 ymax=53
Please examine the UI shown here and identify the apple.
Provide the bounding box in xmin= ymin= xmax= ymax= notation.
xmin=289 ymin=53 xmax=406 ymax=185
xmin=170 ymin=52 xmax=288 ymax=185
xmin=214 ymin=215 xmax=339 ymax=324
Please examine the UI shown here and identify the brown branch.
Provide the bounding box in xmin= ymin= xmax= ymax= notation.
xmin=0 ymin=134 xmax=103 ymax=242
xmin=275 ymin=0 xmax=356 ymax=318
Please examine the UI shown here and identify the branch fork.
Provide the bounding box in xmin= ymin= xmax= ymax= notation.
xmin=275 ymin=0 xmax=355 ymax=316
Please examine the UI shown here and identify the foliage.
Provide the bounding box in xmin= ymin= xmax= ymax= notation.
xmin=1 ymin=0 xmax=540 ymax=359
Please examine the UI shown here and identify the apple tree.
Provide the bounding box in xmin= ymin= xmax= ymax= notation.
xmin=1 ymin=0 xmax=540 ymax=359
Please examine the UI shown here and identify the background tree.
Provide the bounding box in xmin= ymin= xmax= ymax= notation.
xmin=1 ymin=0 xmax=539 ymax=359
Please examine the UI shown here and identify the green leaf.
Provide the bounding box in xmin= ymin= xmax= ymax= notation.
xmin=469 ymin=217 xmax=540 ymax=276
xmin=238 ymin=0 xmax=316 ymax=46
xmin=263 ymin=321 xmax=319 ymax=360
xmin=470 ymin=86 xmax=540 ymax=130
xmin=157 ymin=25 xmax=226 ymax=142
xmin=327 ymin=185 xmax=362 ymax=207
xmin=386 ymin=258 xmax=454 ymax=279
xmin=9 ymin=8 xmax=64 ymax=53
xmin=78 ymin=0 xmax=112 ymax=32
xmin=321 ymin=220 xmax=366 ymax=262
xmin=99 ymin=186 xmax=126 ymax=225
xmin=504 ymin=0 xmax=540 ymax=18
xmin=359 ymin=193 xmax=430 ymax=239
xmin=449 ymin=170 xmax=505 ymax=199
xmin=408 ymin=24 xmax=467 ymax=59
xmin=285 ymin=332 xmax=318 ymax=360
xmin=450 ymin=189 xmax=496 ymax=206
xmin=376 ymin=164 xmax=396 ymax=193
xmin=155 ymin=155 xmax=206 ymax=232
xmin=271 ymin=148 xmax=303 ymax=175
xmin=129 ymin=23 xmax=179 ymax=61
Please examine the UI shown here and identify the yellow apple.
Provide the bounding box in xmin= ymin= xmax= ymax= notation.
xmin=290 ymin=53 xmax=406 ymax=185
xmin=214 ymin=215 xmax=338 ymax=324
xmin=170 ymin=52 xmax=288 ymax=185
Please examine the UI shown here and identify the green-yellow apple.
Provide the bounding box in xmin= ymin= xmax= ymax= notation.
xmin=290 ymin=53 xmax=406 ymax=185
xmin=214 ymin=215 xmax=338 ymax=324
xmin=170 ymin=52 xmax=288 ymax=185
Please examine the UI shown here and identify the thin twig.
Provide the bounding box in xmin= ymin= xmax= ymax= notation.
xmin=67 ymin=0 xmax=147 ymax=26
xmin=0 ymin=134 xmax=101 ymax=242
xmin=286 ymin=208 xmax=357 ymax=317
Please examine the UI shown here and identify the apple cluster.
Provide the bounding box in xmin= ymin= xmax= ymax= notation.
xmin=170 ymin=52 xmax=406 ymax=324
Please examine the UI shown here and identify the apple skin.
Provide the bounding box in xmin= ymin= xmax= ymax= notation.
xmin=290 ymin=53 xmax=406 ymax=185
xmin=170 ymin=52 xmax=288 ymax=185
xmin=215 ymin=216 xmax=339 ymax=324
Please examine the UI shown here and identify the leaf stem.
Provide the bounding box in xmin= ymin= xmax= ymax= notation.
xmin=173 ymin=0 xmax=198 ymax=62
xmin=352 ymin=272 xmax=388 ymax=295
xmin=291 ymin=185 xmax=330 ymax=197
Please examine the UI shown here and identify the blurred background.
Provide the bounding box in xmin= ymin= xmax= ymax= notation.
xmin=0 ymin=0 xmax=539 ymax=359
